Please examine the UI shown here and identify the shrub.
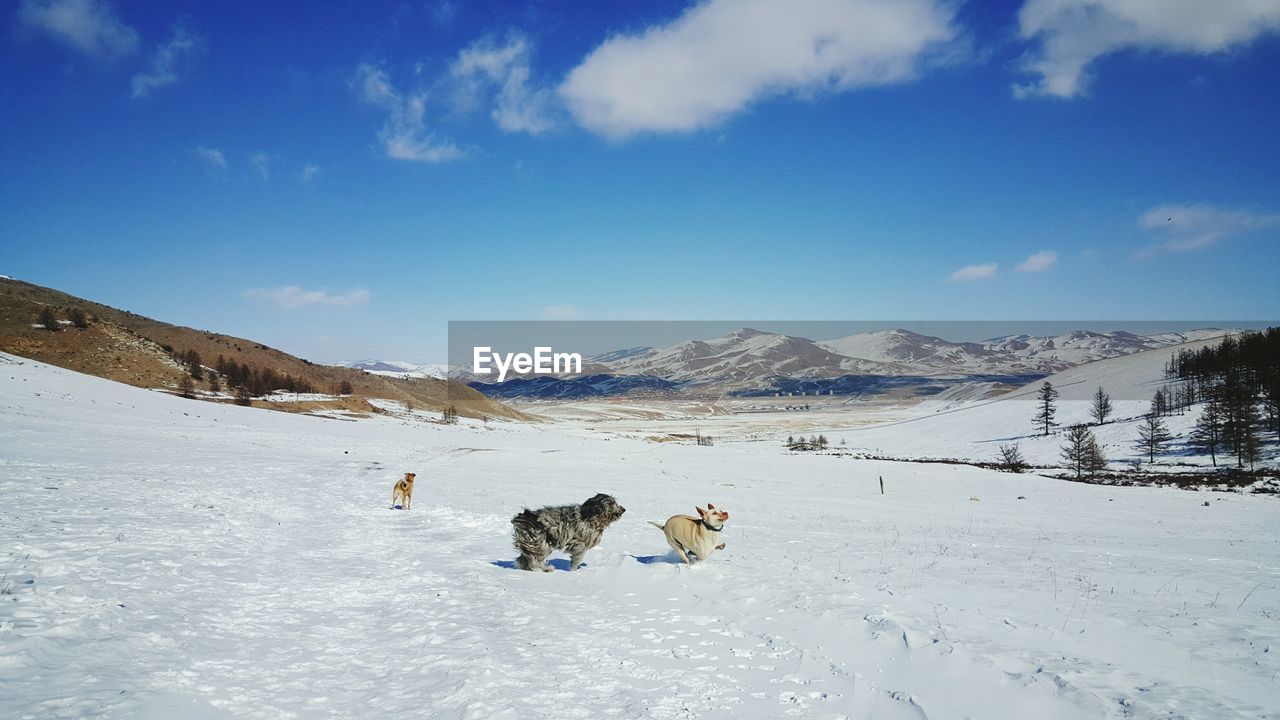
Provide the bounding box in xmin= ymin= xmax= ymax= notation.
xmin=37 ymin=307 xmax=60 ymax=332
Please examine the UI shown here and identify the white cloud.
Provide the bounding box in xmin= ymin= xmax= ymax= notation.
xmin=540 ymin=304 xmax=581 ymax=319
xmin=559 ymin=0 xmax=959 ymax=139
xmin=131 ymin=27 xmax=202 ymax=98
xmin=355 ymin=63 xmax=462 ymax=163
xmin=1015 ymin=0 xmax=1280 ymax=98
xmin=450 ymin=34 xmax=555 ymax=134
xmin=19 ymin=0 xmax=138 ymax=59
xmin=244 ymin=286 xmax=371 ymax=310
xmin=1016 ymin=249 xmax=1058 ymax=272
xmin=949 ymin=263 xmax=998 ymax=282
xmin=195 ymin=146 xmax=226 ymax=169
xmin=300 ymin=163 xmax=320 ymax=182
xmin=1136 ymin=203 xmax=1280 ymax=256
xmin=249 ymin=152 xmax=271 ymax=180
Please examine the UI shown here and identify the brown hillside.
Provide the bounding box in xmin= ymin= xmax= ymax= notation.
xmin=0 ymin=276 xmax=526 ymax=421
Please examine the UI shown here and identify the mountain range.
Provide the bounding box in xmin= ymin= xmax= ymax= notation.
xmin=459 ymin=326 xmax=1234 ymax=398
xmin=332 ymin=359 xmax=449 ymax=379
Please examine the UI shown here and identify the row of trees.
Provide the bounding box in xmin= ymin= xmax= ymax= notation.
xmin=1167 ymin=328 xmax=1279 ymax=435
xmin=1029 ymin=329 xmax=1275 ymax=471
xmin=210 ymin=354 xmax=317 ymax=397
xmin=786 ymin=434 xmax=830 ymax=451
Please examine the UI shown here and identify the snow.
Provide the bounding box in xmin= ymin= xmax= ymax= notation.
xmin=2 ymin=351 xmax=1278 ymax=718
xmin=831 ymin=338 xmax=1249 ymax=468
xmin=332 ymin=359 xmax=448 ymax=379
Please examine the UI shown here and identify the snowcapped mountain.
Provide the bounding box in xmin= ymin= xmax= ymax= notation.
xmin=458 ymin=326 xmax=1237 ymax=398
xmin=819 ymin=328 xmax=1234 ymax=376
xmin=583 ymin=327 xmax=1237 ymax=392
xmin=332 ymin=359 xmax=448 ymax=379
xmin=606 ymin=328 xmax=905 ymax=390
xmin=587 ymin=346 xmax=654 ymax=363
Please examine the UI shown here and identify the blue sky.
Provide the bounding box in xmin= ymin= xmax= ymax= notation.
xmin=2 ymin=0 xmax=1278 ymax=362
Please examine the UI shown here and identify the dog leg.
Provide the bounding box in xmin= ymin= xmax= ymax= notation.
xmin=516 ymin=543 xmax=552 ymax=572
xmin=665 ymin=536 xmax=692 ymax=564
xmin=405 ymin=494 xmax=411 ymax=511
xmin=568 ymin=549 xmax=585 ymax=571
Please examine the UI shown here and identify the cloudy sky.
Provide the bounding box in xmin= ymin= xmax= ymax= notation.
xmin=2 ymin=0 xmax=1278 ymax=362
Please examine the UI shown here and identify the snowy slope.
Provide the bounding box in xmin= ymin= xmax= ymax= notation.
xmin=594 ymin=328 xmax=1235 ymax=393
xmin=332 ymin=359 xmax=448 ymax=379
xmin=829 ymin=336 xmax=1246 ymax=467
xmin=2 ymin=352 xmax=1278 ymax=718
xmin=819 ymin=328 xmax=1233 ymax=377
xmin=609 ymin=328 xmax=906 ymax=388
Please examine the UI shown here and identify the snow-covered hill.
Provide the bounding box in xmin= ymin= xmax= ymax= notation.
xmin=2 ymin=352 xmax=1277 ymax=718
xmin=608 ymin=328 xmax=908 ymax=389
xmin=332 ymin=359 xmax=448 ymax=379
xmin=830 ymin=336 xmax=1256 ymax=468
xmin=820 ymin=328 xmax=1230 ymax=376
xmin=592 ymin=327 xmax=1235 ymax=393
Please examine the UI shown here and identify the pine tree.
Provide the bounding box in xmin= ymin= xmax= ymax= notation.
xmin=69 ymin=308 xmax=89 ymax=329
xmin=1222 ymin=370 xmax=1263 ymax=468
xmin=178 ymin=375 xmax=195 ymax=399
xmin=1151 ymin=388 xmax=1169 ymax=417
xmin=1189 ymin=392 xmax=1223 ymax=467
xmin=1090 ymin=387 xmax=1112 ymax=425
xmin=208 ymin=373 xmax=221 ymax=393
xmin=1060 ymin=424 xmax=1093 ymax=480
xmin=1035 ymin=382 xmax=1059 ymax=436
xmin=234 ymin=385 xmax=252 ymax=406
xmin=185 ymin=350 xmax=203 ymax=380
xmin=1136 ymin=412 xmax=1172 ymax=464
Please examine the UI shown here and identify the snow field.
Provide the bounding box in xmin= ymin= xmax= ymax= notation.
xmin=1 ymin=353 xmax=1277 ymax=718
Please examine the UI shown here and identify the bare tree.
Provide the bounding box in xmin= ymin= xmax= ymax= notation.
xmin=1086 ymin=436 xmax=1107 ymax=478
xmin=997 ymin=442 xmax=1027 ymax=473
xmin=1090 ymin=387 xmax=1113 ymax=425
xmin=178 ymin=375 xmax=195 ymax=399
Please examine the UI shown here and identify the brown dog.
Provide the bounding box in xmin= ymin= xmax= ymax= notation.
xmin=649 ymin=503 xmax=729 ymax=564
xmin=391 ymin=472 xmax=416 ymax=510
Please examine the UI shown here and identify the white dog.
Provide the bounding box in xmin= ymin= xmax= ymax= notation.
xmin=649 ymin=503 xmax=729 ymax=564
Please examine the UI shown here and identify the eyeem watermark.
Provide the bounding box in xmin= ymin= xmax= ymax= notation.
xmin=472 ymin=346 xmax=582 ymax=382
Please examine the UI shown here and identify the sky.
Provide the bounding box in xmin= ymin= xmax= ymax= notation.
xmin=2 ymin=0 xmax=1278 ymax=363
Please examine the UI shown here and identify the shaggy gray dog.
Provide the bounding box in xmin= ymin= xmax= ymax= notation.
xmin=511 ymin=493 xmax=626 ymax=571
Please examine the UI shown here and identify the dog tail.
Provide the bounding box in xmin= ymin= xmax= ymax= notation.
xmin=647 ymin=520 xmax=666 ymax=530
xmin=512 ymin=508 xmax=541 ymax=529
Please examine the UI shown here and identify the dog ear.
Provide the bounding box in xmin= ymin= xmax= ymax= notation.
xmin=707 ymin=503 xmax=715 ymax=510
xmin=696 ymin=506 xmax=705 ymax=516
